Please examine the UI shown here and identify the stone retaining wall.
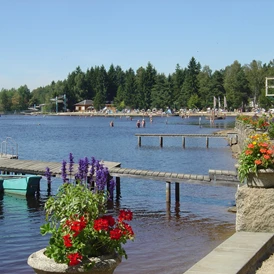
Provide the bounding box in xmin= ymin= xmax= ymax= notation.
xmin=234 ymin=120 xmax=274 ymax=233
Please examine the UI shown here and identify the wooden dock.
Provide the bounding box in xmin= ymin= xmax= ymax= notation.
xmin=0 ymin=157 xmax=239 ymax=203
xmin=135 ymin=133 xmax=238 ymax=147
xmin=0 ymin=158 xmax=121 ymax=177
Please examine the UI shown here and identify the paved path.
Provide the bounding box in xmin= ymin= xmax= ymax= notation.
xmin=184 ymin=232 xmax=274 ymax=274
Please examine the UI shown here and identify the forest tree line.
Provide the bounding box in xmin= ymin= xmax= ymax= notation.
xmin=1 ymin=57 xmax=274 ymax=113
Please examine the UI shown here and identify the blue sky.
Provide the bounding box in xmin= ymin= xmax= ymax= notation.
xmin=0 ymin=0 xmax=273 ymax=91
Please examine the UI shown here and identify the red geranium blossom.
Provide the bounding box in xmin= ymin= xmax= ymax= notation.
xmin=63 ymin=234 xmax=72 ymax=247
xmin=118 ymin=209 xmax=133 ymax=222
xmin=67 ymin=252 xmax=83 ymax=266
xmin=94 ymin=218 xmax=109 ymax=231
xmin=110 ymin=228 xmax=122 ymax=240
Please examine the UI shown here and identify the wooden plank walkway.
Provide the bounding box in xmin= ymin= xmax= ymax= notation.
xmin=0 ymin=157 xmax=239 ymax=202
xmin=0 ymin=158 xmax=121 ymax=177
xmin=135 ymin=133 xmax=238 ymax=147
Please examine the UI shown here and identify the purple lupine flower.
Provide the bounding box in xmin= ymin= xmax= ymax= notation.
xmin=61 ymin=160 xmax=67 ymax=183
xmin=89 ymin=157 xmax=96 ymax=179
xmin=45 ymin=167 xmax=52 ymax=185
xmin=95 ymin=159 xmax=100 ymax=171
xmin=69 ymin=153 xmax=74 ymax=174
xmin=95 ymin=167 xmax=109 ymax=191
xmin=83 ymin=157 xmax=89 ymax=181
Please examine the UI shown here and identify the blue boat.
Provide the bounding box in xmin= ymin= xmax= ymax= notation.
xmin=0 ymin=175 xmax=42 ymax=196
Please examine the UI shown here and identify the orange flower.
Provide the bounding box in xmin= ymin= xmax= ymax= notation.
xmin=245 ymin=150 xmax=253 ymax=155
xmin=254 ymin=159 xmax=262 ymax=165
xmin=264 ymin=155 xmax=270 ymax=160
xmin=260 ymin=148 xmax=267 ymax=153
xmin=260 ymin=142 xmax=269 ymax=147
xmin=247 ymin=143 xmax=254 ymax=149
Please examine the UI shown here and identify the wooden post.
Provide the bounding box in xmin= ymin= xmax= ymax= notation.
xmin=159 ymin=136 xmax=163 ymax=147
xmin=182 ymin=137 xmax=185 ymax=148
xmin=138 ymin=136 xmax=141 ymax=147
xmin=175 ymin=182 xmax=180 ymax=202
xmin=116 ymin=176 xmax=121 ymax=199
xmin=206 ymin=137 xmax=209 ymax=148
xmin=166 ymin=181 xmax=171 ymax=203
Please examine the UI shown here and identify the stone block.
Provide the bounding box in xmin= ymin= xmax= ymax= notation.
xmin=236 ymin=185 xmax=274 ymax=232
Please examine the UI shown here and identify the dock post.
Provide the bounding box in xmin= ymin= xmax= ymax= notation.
xmin=229 ymin=137 xmax=232 ymax=146
xmin=159 ymin=136 xmax=163 ymax=147
xmin=138 ymin=136 xmax=141 ymax=147
xmin=166 ymin=182 xmax=171 ymax=203
xmin=116 ymin=176 xmax=121 ymax=199
xmin=175 ymin=182 xmax=180 ymax=202
xmin=182 ymin=137 xmax=185 ymax=148
xmin=206 ymin=137 xmax=209 ymax=148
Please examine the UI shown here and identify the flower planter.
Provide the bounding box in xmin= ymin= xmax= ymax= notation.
xmin=27 ymin=248 xmax=121 ymax=274
xmin=247 ymin=169 xmax=274 ymax=188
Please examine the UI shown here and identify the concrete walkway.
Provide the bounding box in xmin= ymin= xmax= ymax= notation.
xmin=184 ymin=232 xmax=274 ymax=274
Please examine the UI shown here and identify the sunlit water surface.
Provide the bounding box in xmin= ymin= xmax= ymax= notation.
xmin=0 ymin=115 xmax=237 ymax=273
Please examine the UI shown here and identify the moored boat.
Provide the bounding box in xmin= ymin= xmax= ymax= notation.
xmin=0 ymin=175 xmax=42 ymax=196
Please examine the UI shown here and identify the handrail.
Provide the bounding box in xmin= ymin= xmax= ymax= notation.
xmin=1 ymin=137 xmax=18 ymax=158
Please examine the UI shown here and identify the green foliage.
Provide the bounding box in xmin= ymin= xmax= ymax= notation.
xmin=2 ymin=57 xmax=274 ymax=113
xmin=267 ymin=121 xmax=274 ymax=139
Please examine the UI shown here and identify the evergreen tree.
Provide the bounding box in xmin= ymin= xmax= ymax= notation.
xmin=180 ymin=57 xmax=201 ymax=108
xmin=151 ymin=74 xmax=172 ymax=110
xmin=124 ymin=68 xmax=137 ymax=108
xmin=197 ymin=66 xmax=212 ymax=109
xmin=224 ymin=61 xmax=250 ymax=111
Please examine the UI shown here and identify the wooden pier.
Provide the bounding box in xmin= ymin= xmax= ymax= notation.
xmin=0 ymin=157 xmax=239 ymax=203
xmin=135 ymin=133 xmax=238 ymax=147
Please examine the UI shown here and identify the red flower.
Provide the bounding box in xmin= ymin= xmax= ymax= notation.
xmin=94 ymin=218 xmax=109 ymax=231
xmin=67 ymin=252 xmax=82 ymax=266
xmin=260 ymin=148 xmax=267 ymax=154
xmin=101 ymin=215 xmax=115 ymax=227
xmin=121 ymin=222 xmax=134 ymax=236
xmin=110 ymin=228 xmax=122 ymax=240
xmin=118 ymin=209 xmax=133 ymax=222
xmin=63 ymin=234 xmax=72 ymax=248
xmin=70 ymin=217 xmax=87 ymax=234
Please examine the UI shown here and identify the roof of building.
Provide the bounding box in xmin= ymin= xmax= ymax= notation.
xmin=74 ymin=100 xmax=94 ymax=106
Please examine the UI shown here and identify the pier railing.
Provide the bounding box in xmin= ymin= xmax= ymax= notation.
xmin=0 ymin=137 xmax=18 ymax=159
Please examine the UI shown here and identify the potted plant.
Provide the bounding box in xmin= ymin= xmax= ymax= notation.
xmin=28 ymin=154 xmax=134 ymax=274
xmin=238 ymin=133 xmax=274 ymax=187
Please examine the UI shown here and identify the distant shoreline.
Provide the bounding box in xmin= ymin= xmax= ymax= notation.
xmin=27 ymin=111 xmax=243 ymax=117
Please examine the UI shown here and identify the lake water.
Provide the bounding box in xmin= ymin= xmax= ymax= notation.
xmin=0 ymin=114 xmax=238 ymax=274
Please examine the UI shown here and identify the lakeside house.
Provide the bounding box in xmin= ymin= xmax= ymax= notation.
xmin=74 ymin=100 xmax=94 ymax=112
